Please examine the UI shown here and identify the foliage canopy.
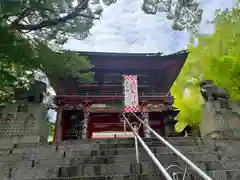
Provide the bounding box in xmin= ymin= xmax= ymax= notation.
xmin=103 ymin=0 xmax=203 ymax=31
xmin=171 ymin=5 xmax=240 ymax=131
xmin=0 ymin=0 xmax=98 ymax=102
xmin=0 ymin=0 xmax=205 ymax=101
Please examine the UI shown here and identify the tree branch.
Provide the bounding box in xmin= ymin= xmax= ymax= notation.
xmin=11 ymin=8 xmax=31 ymax=25
xmin=78 ymin=13 xmax=99 ymax=19
xmin=10 ymin=0 xmax=90 ymax=31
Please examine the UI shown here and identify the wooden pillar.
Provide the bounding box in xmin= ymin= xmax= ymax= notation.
xmin=81 ymin=102 xmax=91 ymax=139
xmin=55 ymin=105 xmax=63 ymax=143
xmin=141 ymin=102 xmax=151 ymax=138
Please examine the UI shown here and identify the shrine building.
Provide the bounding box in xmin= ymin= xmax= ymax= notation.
xmin=53 ymin=50 xmax=188 ymax=142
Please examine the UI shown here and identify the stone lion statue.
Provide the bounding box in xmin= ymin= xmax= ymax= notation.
xmin=15 ymin=80 xmax=46 ymax=103
xmin=200 ymin=80 xmax=228 ymax=102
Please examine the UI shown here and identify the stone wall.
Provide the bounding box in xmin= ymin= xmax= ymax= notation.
xmin=0 ymin=103 xmax=48 ymax=143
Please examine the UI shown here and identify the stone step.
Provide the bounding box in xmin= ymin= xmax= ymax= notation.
xmin=34 ymin=139 xmax=240 ymax=151
xmin=57 ymin=138 xmax=204 ymax=149
xmin=7 ymin=139 xmax=239 ymax=159
xmin=1 ymin=137 xmax=239 ymax=150
xmin=1 ymin=141 xmax=238 ymax=162
xmin=24 ymin=169 xmax=240 ymax=180
xmin=27 ymin=151 xmax=218 ymax=168
xmin=92 ymin=137 xmax=240 ymax=143
xmin=0 ymin=137 xmax=203 ymax=150
xmin=44 ymin=160 xmax=240 ymax=176
xmin=11 ymin=160 xmax=240 ymax=179
xmin=19 ymin=173 xmax=167 ymax=180
xmin=0 ymin=149 xmax=215 ymax=169
xmin=0 ymin=140 xmax=236 ymax=158
xmin=6 ymin=149 xmax=240 ymax=172
xmin=10 ymin=145 xmax=211 ymax=159
xmin=93 ymin=139 xmax=240 ymax=150
xmin=94 ymin=137 xmax=240 ymax=145
xmin=0 ymin=151 xmax=219 ymax=170
xmin=63 ymin=146 xmax=211 ymax=158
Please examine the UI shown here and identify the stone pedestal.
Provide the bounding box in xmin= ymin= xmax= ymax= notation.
xmin=0 ymin=103 xmax=48 ymax=144
xmin=200 ymin=100 xmax=240 ymax=138
xmin=199 ymin=80 xmax=240 ymax=138
xmin=164 ymin=123 xmax=175 ymax=136
xmin=163 ymin=115 xmax=176 ymax=137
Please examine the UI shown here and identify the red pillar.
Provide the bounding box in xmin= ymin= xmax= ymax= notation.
xmin=55 ymin=105 xmax=63 ymax=142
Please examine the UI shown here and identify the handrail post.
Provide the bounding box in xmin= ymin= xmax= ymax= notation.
xmin=123 ymin=115 xmax=127 ymax=139
xmin=134 ymin=125 xmax=139 ymax=163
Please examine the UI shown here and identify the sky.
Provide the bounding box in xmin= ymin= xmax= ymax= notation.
xmin=64 ymin=0 xmax=237 ymax=54
xmin=48 ymin=0 xmax=237 ymax=123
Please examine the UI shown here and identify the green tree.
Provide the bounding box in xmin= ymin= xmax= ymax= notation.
xmin=48 ymin=122 xmax=55 ymax=142
xmin=48 ymin=122 xmax=55 ymax=135
xmin=142 ymin=0 xmax=203 ymax=31
xmin=1 ymin=0 xmax=100 ymax=42
xmin=171 ymin=5 xmax=240 ymax=132
xmin=101 ymin=0 xmax=203 ymax=31
xmin=0 ymin=0 xmax=97 ymax=102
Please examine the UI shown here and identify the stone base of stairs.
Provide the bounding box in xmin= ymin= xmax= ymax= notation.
xmin=1 ymin=137 xmax=240 ymax=180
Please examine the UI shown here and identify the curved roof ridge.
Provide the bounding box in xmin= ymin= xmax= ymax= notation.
xmin=76 ymin=50 xmax=187 ymax=57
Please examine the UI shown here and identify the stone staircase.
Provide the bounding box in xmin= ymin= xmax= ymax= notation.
xmin=1 ymin=137 xmax=240 ymax=180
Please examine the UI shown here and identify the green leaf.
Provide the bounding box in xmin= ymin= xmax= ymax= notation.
xmin=175 ymin=121 xmax=188 ymax=133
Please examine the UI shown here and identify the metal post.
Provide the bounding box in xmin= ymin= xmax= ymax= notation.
xmin=124 ymin=118 xmax=127 ymax=139
xmin=134 ymin=125 xmax=139 ymax=163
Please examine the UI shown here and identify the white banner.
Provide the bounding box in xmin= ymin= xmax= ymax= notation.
xmin=123 ymin=75 xmax=139 ymax=112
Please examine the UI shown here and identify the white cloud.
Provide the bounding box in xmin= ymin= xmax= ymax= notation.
xmin=47 ymin=109 xmax=57 ymax=123
xmin=64 ymin=0 xmax=237 ymax=54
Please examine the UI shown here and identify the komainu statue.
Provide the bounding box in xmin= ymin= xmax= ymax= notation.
xmin=15 ymin=80 xmax=46 ymax=103
xmin=199 ymin=80 xmax=240 ymax=138
xmin=200 ymin=80 xmax=228 ymax=102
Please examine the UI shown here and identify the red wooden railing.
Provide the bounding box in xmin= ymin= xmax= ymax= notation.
xmin=55 ymin=92 xmax=173 ymax=105
xmin=57 ymin=92 xmax=170 ymax=97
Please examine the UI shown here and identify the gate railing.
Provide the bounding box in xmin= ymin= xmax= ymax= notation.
xmin=122 ymin=112 xmax=213 ymax=180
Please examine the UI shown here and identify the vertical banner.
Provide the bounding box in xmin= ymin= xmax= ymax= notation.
xmin=123 ymin=75 xmax=139 ymax=112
